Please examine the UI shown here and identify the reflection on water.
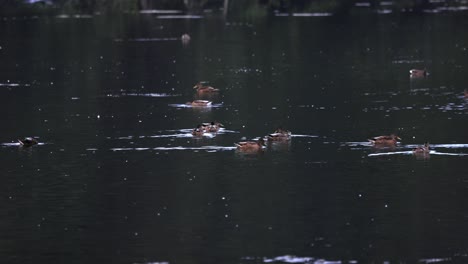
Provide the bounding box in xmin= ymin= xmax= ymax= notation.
xmin=1 ymin=9 xmax=468 ymax=264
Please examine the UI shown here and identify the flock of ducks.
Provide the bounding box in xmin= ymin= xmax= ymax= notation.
xmin=366 ymin=68 xmax=468 ymax=157
xmin=16 ymin=68 xmax=466 ymax=155
xmin=188 ymin=81 xmax=292 ymax=152
xmin=367 ymin=134 xmax=429 ymax=155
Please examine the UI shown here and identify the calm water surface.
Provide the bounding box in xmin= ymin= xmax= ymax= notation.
xmin=1 ymin=10 xmax=468 ymax=264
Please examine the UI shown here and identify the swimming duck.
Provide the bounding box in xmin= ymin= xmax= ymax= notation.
xmin=192 ymin=125 xmax=204 ymax=136
xmin=413 ymin=142 xmax=430 ymax=154
xmin=181 ymin=33 xmax=191 ymax=42
xmin=186 ymin=100 xmax=212 ymax=107
xmin=409 ymin=69 xmax=429 ymax=78
xmin=368 ymin=134 xmax=401 ymax=145
xmin=202 ymin=121 xmax=223 ymax=133
xmin=267 ymin=127 xmax=292 ymax=141
xmin=18 ymin=137 xmax=38 ymax=147
xmin=193 ymin=82 xmax=219 ymax=93
xmin=235 ymin=138 xmax=265 ymax=152
xmin=464 ymin=89 xmax=468 ymax=98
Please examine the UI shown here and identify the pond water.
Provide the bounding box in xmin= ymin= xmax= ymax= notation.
xmin=1 ymin=10 xmax=468 ymax=264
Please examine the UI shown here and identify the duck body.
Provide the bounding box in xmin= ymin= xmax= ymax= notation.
xmin=186 ymin=100 xmax=212 ymax=107
xmin=235 ymin=138 xmax=265 ymax=152
xmin=464 ymin=89 xmax=468 ymax=98
xmin=368 ymin=135 xmax=401 ymax=146
xmin=192 ymin=125 xmax=204 ymax=136
xmin=193 ymin=82 xmax=219 ymax=93
xmin=267 ymin=132 xmax=291 ymax=141
xmin=413 ymin=142 xmax=430 ymax=154
xmin=181 ymin=33 xmax=191 ymax=42
xmin=202 ymin=122 xmax=223 ymax=133
xmin=410 ymin=69 xmax=429 ymax=78
xmin=267 ymin=127 xmax=291 ymax=141
xmin=18 ymin=137 xmax=38 ymax=147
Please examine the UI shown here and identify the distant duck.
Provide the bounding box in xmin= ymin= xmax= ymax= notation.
xmin=181 ymin=33 xmax=191 ymax=44
xmin=192 ymin=125 xmax=204 ymax=136
xmin=368 ymin=134 xmax=401 ymax=146
xmin=413 ymin=142 xmax=430 ymax=154
xmin=464 ymin=89 xmax=468 ymax=98
xmin=409 ymin=69 xmax=429 ymax=78
xmin=267 ymin=127 xmax=291 ymax=141
xmin=202 ymin=121 xmax=223 ymax=133
xmin=186 ymin=100 xmax=212 ymax=107
xmin=193 ymin=82 xmax=219 ymax=93
xmin=235 ymin=138 xmax=265 ymax=152
xmin=18 ymin=137 xmax=38 ymax=147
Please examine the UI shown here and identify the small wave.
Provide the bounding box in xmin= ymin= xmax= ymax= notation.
xmin=114 ymin=37 xmax=179 ymax=42
xmin=290 ymin=134 xmax=319 ymax=138
xmin=139 ymin=9 xmax=183 ymax=14
xmin=355 ymin=2 xmax=371 ymax=7
xmin=391 ymin=59 xmax=425 ymax=64
xmin=1 ymin=142 xmax=45 ymax=147
xmin=369 ymin=151 xmax=416 ymax=156
xmin=0 ymin=83 xmax=29 ymax=87
xmin=342 ymin=141 xmax=373 ymax=147
xmin=108 ymin=93 xmax=180 ymax=98
xmin=419 ymin=258 xmax=451 ymax=263
xmin=156 ymin=15 xmax=203 ymax=19
xmin=168 ymin=103 xmax=223 ymax=108
xmin=430 ymin=152 xmax=468 ymax=156
xmin=151 ymin=133 xmax=215 ymax=139
xmin=261 ymin=255 xmax=352 ymax=264
xmin=0 ymin=83 xmax=19 ymax=87
xmin=111 ymin=146 xmax=236 ymax=152
xmin=377 ymin=9 xmax=393 ymax=14
xmin=369 ymin=150 xmax=468 ymax=157
xmin=56 ymin=14 xmax=92 ymax=19
xmin=292 ymin=13 xmax=333 ymax=17
xmin=430 ymin=144 xmax=468 ymax=149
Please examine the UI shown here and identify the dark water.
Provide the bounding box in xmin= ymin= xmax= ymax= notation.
xmin=1 ymin=10 xmax=468 ymax=264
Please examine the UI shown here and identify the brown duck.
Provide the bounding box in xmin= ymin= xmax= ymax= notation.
xmin=193 ymin=82 xmax=219 ymax=93
xmin=202 ymin=122 xmax=223 ymax=133
xmin=368 ymin=134 xmax=401 ymax=146
xmin=413 ymin=142 xmax=430 ymax=154
xmin=235 ymin=138 xmax=265 ymax=152
xmin=186 ymin=100 xmax=212 ymax=107
xmin=18 ymin=137 xmax=38 ymax=147
xmin=267 ymin=127 xmax=291 ymax=141
xmin=192 ymin=125 xmax=204 ymax=136
xmin=409 ymin=69 xmax=429 ymax=78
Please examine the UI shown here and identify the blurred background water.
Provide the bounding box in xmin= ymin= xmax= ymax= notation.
xmin=1 ymin=3 xmax=468 ymax=264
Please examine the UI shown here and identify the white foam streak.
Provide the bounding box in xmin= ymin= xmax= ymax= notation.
xmin=111 ymin=146 xmax=236 ymax=151
xmin=291 ymin=134 xmax=319 ymax=138
xmin=114 ymin=38 xmax=179 ymax=42
xmin=369 ymin=151 xmax=468 ymax=157
xmin=368 ymin=151 xmax=413 ymax=156
xmin=156 ymin=15 xmax=203 ymax=19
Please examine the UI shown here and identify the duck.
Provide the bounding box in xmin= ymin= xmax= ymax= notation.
xmin=181 ymin=33 xmax=191 ymax=42
xmin=267 ymin=127 xmax=292 ymax=141
xmin=368 ymin=134 xmax=401 ymax=146
xmin=413 ymin=142 xmax=430 ymax=154
xmin=235 ymin=138 xmax=265 ymax=152
xmin=202 ymin=121 xmax=223 ymax=133
xmin=18 ymin=137 xmax=38 ymax=147
xmin=186 ymin=100 xmax=212 ymax=107
xmin=192 ymin=125 xmax=204 ymax=136
xmin=193 ymin=82 xmax=219 ymax=93
xmin=464 ymin=89 xmax=468 ymax=98
xmin=409 ymin=69 xmax=429 ymax=78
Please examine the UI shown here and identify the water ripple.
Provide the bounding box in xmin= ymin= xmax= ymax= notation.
xmin=106 ymin=93 xmax=180 ymax=98
xmin=110 ymin=146 xmax=236 ymax=152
